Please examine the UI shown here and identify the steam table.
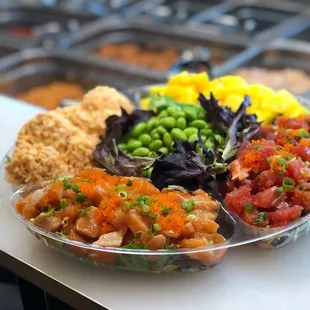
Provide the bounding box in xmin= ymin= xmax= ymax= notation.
xmin=1 ymin=95 xmax=310 ymax=310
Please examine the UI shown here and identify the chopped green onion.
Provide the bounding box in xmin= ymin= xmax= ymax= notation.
xmin=120 ymin=204 xmax=126 ymax=214
xmin=161 ymin=205 xmax=171 ymax=215
xmin=305 ymin=161 xmax=310 ymax=167
xmin=244 ymin=203 xmax=254 ymax=213
xmin=299 ymin=184 xmax=305 ymax=190
xmin=146 ymin=212 xmax=157 ymax=219
xmin=119 ymin=191 xmax=128 ymax=198
xmin=5 ymin=155 xmax=11 ymax=163
xmin=141 ymin=204 xmax=150 ymax=213
xmin=277 ymin=187 xmax=284 ymax=194
xmin=114 ymin=184 xmax=126 ymax=193
xmin=254 ymin=212 xmax=267 ymax=224
xmin=187 ymin=213 xmax=197 ymax=220
xmin=182 ymin=199 xmax=195 ymax=213
xmin=72 ymin=183 xmax=80 ymax=192
xmin=62 ymin=178 xmax=71 ymax=189
xmin=208 ymin=240 xmax=214 ymax=246
xmin=59 ymin=199 xmax=68 ymax=209
xmin=41 ymin=208 xmax=55 ymax=217
xmin=278 ymin=157 xmax=288 ymax=168
xmin=153 ymin=223 xmax=162 ymax=231
xmin=298 ymin=128 xmax=309 ymax=138
xmin=135 ymin=232 xmax=142 ymax=239
xmin=282 ymin=177 xmax=295 ymax=190
xmin=127 ymin=179 xmax=133 ymax=186
xmin=83 ymin=178 xmax=90 ymax=182
xmin=76 ymin=193 xmax=87 ymax=203
xmin=78 ymin=208 xmax=89 ymax=217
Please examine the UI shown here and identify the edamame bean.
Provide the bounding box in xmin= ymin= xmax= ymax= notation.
xmin=176 ymin=117 xmax=187 ymax=130
xmin=149 ymin=140 xmax=163 ymax=151
xmin=159 ymin=117 xmax=176 ymax=130
xmin=157 ymin=125 xmax=168 ymax=135
xmin=189 ymin=120 xmax=208 ymax=129
xmin=146 ymin=119 xmax=156 ymax=131
xmin=204 ymin=140 xmax=214 ymax=149
xmin=131 ymin=122 xmax=146 ymax=137
xmin=127 ymin=139 xmax=143 ymax=151
xmin=167 ymin=106 xmax=180 ymax=116
xmin=183 ymin=107 xmax=198 ymax=121
xmin=118 ymin=143 xmax=127 ymax=150
xmin=171 ymin=128 xmax=187 ymax=141
xmin=183 ymin=127 xmax=198 ymax=137
xmin=158 ymin=110 xmax=168 ymax=118
xmin=163 ymin=133 xmax=173 ymax=149
xmin=188 ymin=134 xmax=198 ymax=142
xmin=172 ymin=110 xmax=186 ymax=118
xmin=197 ymin=110 xmax=206 ymax=120
xmin=138 ymin=134 xmax=152 ymax=146
xmin=159 ymin=147 xmax=169 ymax=154
xmin=150 ymin=128 xmax=158 ymax=135
xmin=152 ymin=133 xmax=160 ymax=140
xmin=215 ymin=134 xmax=225 ymax=145
xmin=200 ymin=128 xmax=213 ymax=136
xmin=132 ymin=147 xmax=150 ymax=157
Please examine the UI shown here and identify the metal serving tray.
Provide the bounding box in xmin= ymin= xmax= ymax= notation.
xmin=191 ymin=0 xmax=305 ymax=38
xmin=0 ymin=5 xmax=98 ymax=39
xmin=59 ymin=18 xmax=247 ymax=74
xmin=56 ymin=0 xmax=152 ymax=17
xmin=0 ymin=49 xmax=165 ymax=98
xmin=215 ymin=39 xmax=310 ymax=97
xmin=135 ymin=0 xmax=220 ymax=24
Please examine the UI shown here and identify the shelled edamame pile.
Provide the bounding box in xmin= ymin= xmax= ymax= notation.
xmin=118 ymin=96 xmax=225 ymax=159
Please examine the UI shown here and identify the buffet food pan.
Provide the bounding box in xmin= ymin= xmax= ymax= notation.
xmin=0 ymin=5 xmax=98 ymax=41
xmin=60 ymin=19 xmax=247 ymax=74
xmin=134 ymin=0 xmax=221 ymax=24
xmin=0 ymin=49 xmax=164 ymax=107
xmin=191 ymin=0 xmax=305 ymax=38
xmin=216 ymin=40 xmax=310 ymax=98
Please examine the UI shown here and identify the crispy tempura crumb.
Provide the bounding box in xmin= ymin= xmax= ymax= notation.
xmin=6 ymin=86 xmax=133 ymax=185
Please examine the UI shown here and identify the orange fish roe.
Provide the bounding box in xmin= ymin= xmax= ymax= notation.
xmin=276 ymin=150 xmax=294 ymax=160
xmin=299 ymin=138 xmax=310 ymax=148
xmin=242 ymin=149 xmax=264 ymax=171
xmin=251 ymin=139 xmax=267 ymax=146
xmin=268 ymin=156 xmax=288 ymax=173
xmin=158 ymin=214 xmax=187 ymax=237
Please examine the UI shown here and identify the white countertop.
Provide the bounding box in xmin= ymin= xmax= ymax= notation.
xmin=1 ymin=95 xmax=310 ymax=310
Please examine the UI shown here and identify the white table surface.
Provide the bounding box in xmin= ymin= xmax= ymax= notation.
xmin=1 ymin=95 xmax=310 ymax=310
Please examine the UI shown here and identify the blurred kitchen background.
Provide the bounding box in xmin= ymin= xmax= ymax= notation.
xmin=0 ymin=0 xmax=309 ymax=309
xmin=0 ymin=0 xmax=309 ymax=110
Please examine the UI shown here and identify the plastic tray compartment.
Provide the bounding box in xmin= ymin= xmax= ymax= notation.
xmin=200 ymin=3 xmax=299 ymax=36
xmin=218 ymin=41 xmax=310 ymax=97
xmin=136 ymin=0 xmax=220 ymax=23
xmin=0 ymin=49 xmax=164 ymax=105
xmin=64 ymin=21 xmax=247 ymax=73
xmin=0 ymin=6 xmax=98 ymax=39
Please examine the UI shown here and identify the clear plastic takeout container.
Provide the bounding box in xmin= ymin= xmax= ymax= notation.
xmin=1 ymin=94 xmax=310 ymax=273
